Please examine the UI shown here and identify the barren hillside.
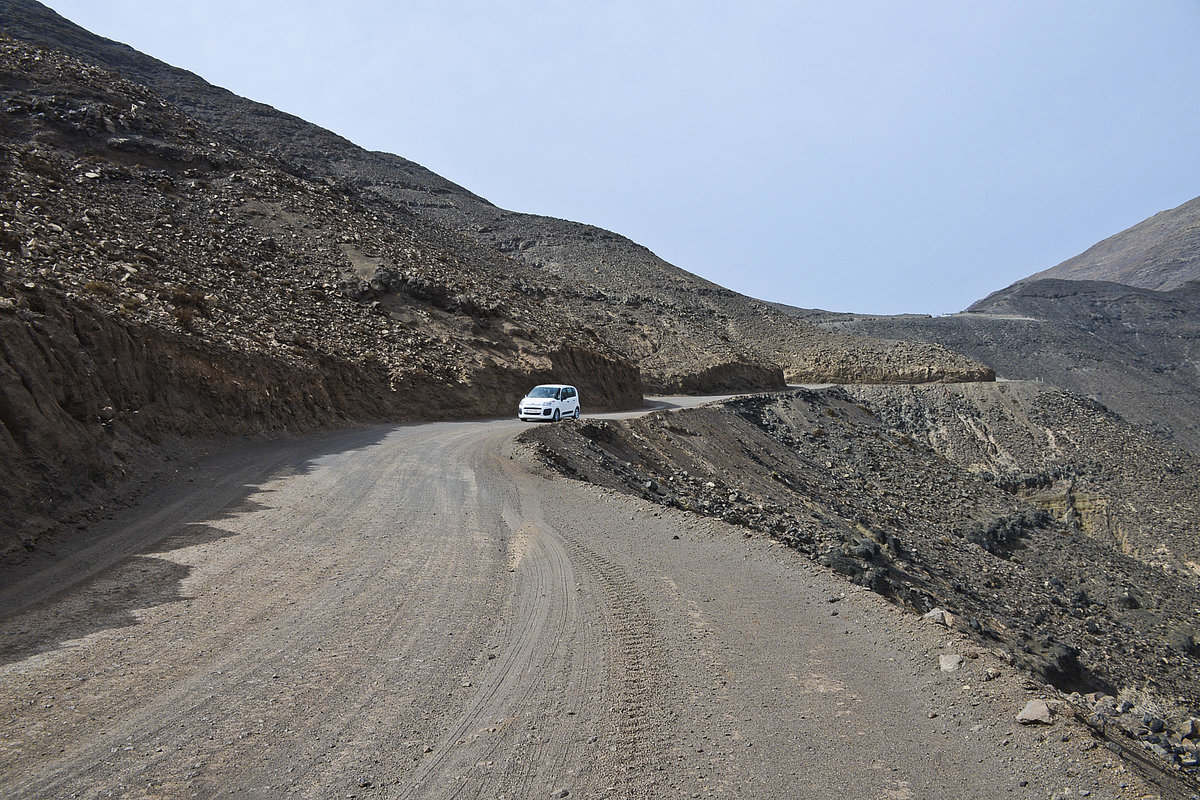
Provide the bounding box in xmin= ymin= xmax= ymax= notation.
xmin=1022 ymin=195 xmax=1200 ymax=290
xmin=0 ymin=2 xmax=1001 ymax=558
xmin=0 ymin=0 xmax=991 ymax=390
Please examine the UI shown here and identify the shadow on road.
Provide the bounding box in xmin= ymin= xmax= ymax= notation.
xmin=0 ymin=425 xmax=395 ymax=666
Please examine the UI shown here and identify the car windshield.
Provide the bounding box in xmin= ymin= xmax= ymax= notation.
xmin=527 ymin=386 xmax=559 ymax=398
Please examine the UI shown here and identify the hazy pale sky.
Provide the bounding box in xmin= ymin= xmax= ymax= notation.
xmin=40 ymin=1 xmax=1200 ymax=314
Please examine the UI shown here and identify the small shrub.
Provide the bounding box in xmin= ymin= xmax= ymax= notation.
xmin=167 ymin=286 xmax=209 ymax=315
xmin=20 ymin=150 xmax=61 ymax=180
xmin=173 ymin=307 xmax=195 ymax=329
xmin=0 ymin=228 xmax=22 ymax=253
xmin=85 ymin=280 xmax=115 ymax=298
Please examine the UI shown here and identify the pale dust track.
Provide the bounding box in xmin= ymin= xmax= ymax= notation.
xmin=0 ymin=405 xmax=1150 ymax=799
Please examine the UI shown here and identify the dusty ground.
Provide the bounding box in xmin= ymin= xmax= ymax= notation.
xmin=0 ymin=402 xmax=1166 ymax=799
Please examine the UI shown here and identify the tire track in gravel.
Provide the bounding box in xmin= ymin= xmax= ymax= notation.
xmin=508 ymin=469 xmax=672 ymax=799
xmin=551 ymin=529 xmax=669 ymax=797
xmin=389 ymin=430 xmax=671 ymax=799
xmin=389 ymin=507 xmax=580 ymax=798
xmin=0 ymin=416 xmax=680 ymax=800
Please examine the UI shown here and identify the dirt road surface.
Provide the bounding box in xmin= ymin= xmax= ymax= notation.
xmin=0 ymin=400 xmax=1155 ymax=799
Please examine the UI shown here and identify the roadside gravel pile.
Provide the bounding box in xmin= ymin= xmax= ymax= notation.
xmin=521 ymin=385 xmax=1200 ymax=782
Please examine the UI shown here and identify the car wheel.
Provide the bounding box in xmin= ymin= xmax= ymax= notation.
xmin=553 ymin=409 xmax=561 ymax=421
xmin=573 ymin=407 xmax=580 ymax=419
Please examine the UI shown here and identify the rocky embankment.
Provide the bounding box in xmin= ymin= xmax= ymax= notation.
xmin=0 ymin=35 xmax=642 ymax=559
xmin=520 ymin=385 xmax=1200 ymax=781
xmin=845 ymin=382 xmax=1200 ymax=577
xmin=786 ymin=333 xmax=995 ymax=384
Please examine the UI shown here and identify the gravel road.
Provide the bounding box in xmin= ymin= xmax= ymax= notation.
xmin=0 ymin=401 xmax=1157 ymax=799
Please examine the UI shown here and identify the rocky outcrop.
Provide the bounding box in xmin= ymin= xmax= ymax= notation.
xmin=653 ymin=360 xmax=785 ymax=395
xmin=0 ymin=288 xmax=378 ymax=559
xmin=787 ymin=334 xmax=996 ymax=384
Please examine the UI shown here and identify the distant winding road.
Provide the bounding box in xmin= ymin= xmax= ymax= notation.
xmin=0 ymin=400 xmax=1143 ymax=799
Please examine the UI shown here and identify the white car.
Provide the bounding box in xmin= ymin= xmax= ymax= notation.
xmin=518 ymin=384 xmax=581 ymax=422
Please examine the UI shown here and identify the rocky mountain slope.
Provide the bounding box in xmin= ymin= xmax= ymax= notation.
xmin=0 ymin=0 xmax=990 ymax=391
xmin=521 ymin=383 xmax=1200 ymax=780
xmin=0 ymin=33 xmax=647 ymax=558
xmin=0 ymin=4 xmax=995 ymax=561
xmin=789 ymin=278 xmax=1200 ymax=453
xmin=779 ymin=192 xmax=1200 ymax=455
xmin=1022 ymin=195 xmax=1200 ymax=290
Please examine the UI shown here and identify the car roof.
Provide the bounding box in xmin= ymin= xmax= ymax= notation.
xmin=533 ymin=383 xmax=575 ymax=388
